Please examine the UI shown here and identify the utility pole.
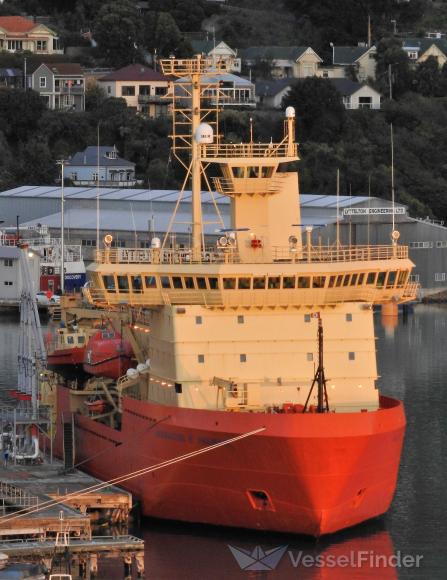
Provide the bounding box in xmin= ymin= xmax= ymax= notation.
xmin=388 ymin=63 xmax=393 ymax=100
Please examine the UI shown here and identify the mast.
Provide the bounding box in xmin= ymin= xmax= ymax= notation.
xmin=303 ymin=316 xmax=329 ymax=413
xmin=191 ymin=58 xmax=203 ymax=260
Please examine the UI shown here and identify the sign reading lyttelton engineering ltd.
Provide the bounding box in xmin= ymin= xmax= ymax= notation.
xmin=343 ymin=207 xmax=406 ymax=216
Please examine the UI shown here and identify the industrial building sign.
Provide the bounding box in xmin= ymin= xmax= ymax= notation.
xmin=343 ymin=207 xmax=406 ymax=216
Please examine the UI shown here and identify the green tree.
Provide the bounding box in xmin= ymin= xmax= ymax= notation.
xmin=0 ymin=89 xmax=47 ymax=144
xmin=414 ymin=56 xmax=442 ymax=97
xmin=374 ymin=36 xmax=414 ymax=99
xmin=282 ymin=78 xmax=346 ymax=142
xmin=93 ymin=0 xmax=143 ymax=67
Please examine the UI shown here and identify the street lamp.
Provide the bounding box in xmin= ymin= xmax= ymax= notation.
xmin=330 ymin=42 xmax=335 ymax=64
xmin=391 ymin=20 xmax=397 ymax=35
xmin=56 ymin=159 xmax=65 ymax=293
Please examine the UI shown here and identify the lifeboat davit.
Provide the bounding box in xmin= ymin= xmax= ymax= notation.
xmin=83 ymin=329 xmax=133 ymax=379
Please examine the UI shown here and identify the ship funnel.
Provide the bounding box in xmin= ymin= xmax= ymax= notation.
xmin=285 ymin=106 xmax=296 ymax=118
xmin=195 ymin=123 xmax=214 ymax=144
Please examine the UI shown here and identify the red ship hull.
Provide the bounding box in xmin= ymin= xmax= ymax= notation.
xmin=53 ymin=388 xmax=405 ymax=536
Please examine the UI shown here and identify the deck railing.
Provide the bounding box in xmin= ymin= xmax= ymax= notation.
xmin=94 ymin=244 xmax=409 ymax=265
xmin=201 ymin=142 xmax=298 ymax=159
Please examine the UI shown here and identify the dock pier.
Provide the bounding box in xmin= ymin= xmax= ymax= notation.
xmin=0 ymin=460 xmax=144 ymax=577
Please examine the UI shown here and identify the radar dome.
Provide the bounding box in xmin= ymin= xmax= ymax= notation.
xmin=151 ymin=237 xmax=161 ymax=249
xmin=285 ymin=106 xmax=296 ymax=118
xmin=195 ymin=123 xmax=214 ymax=144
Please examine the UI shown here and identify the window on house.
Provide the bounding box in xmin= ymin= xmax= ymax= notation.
xmin=155 ymin=86 xmax=168 ymax=96
xmin=139 ymin=85 xmax=150 ymax=95
xmin=122 ymin=86 xmax=135 ymax=96
xmin=92 ymin=172 xmax=98 ymax=181
xmin=7 ymin=40 xmax=23 ymax=51
xmin=70 ymin=172 xmax=77 ymax=181
xmin=39 ymin=76 xmax=46 ymax=88
xmin=359 ymin=96 xmax=372 ymax=109
xmin=435 ymin=273 xmax=446 ymax=282
xmin=107 ymin=86 xmax=111 ymax=94
xmin=4 ymin=259 xmax=13 ymax=267
xmin=407 ymin=51 xmax=418 ymax=60
xmin=36 ymin=40 xmax=47 ymax=51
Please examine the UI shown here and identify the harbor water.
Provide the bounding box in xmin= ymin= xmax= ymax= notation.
xmin=0 ymin=304 xmax=446 ymax=579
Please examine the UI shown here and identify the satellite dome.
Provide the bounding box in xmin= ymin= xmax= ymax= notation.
xmin=195 ymin=123 xmax=214 ymax=144
xmin=285 ymin=106 xmax=296 ymax=118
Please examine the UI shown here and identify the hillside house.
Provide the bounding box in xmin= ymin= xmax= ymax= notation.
xmin=31 ymin=63 xmax=85 ymax=111
xmin=65 ymin=146 xmax=136 ymax=187
xmin=0 ymin=15 xmax=62 ymax=54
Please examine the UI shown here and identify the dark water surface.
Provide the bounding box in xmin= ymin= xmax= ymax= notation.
xmin=0 ymin=305 xmax=446 ymax=579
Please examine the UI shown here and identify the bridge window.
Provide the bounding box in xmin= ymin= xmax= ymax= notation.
xmin=397 ymin=271 xmax=408 ymax=287
xmin=349 ymin=274 xmax=358 ymax=286
xmin=261 ymin=167 xmax=274 ymax=178
xmin=197 ymin=277 xmax=207 ymax=289
xmin=160 ymin=276 xmax=171 ymax=289
xmin=238 ymin=277 xmax=251 ymax=289
xmin=117 ymin=276 xmax=129 ymax=291
xmin=253 ymin=276 xmax=265 ymax=289
xmin=328 ymin=276 xmax=336 ymax=288
xmin=208 ymin=277 xmax=219 ymax=290
xmin=357 ymin=273 xmax=365 ymax=285
xmin=313 ymin=276 xmax=326 ymax=288
xmin=366 ymin=272 xmax=377 ymax=285
xmin=131 ymin=275 xmax=142 ymax=292
xmin=283 ymin=276 xmax=295 ymax=289
xmin=298 ymin=276 xmax=310 ymax=289
xmin=172 ymin=276 xmax=183 ymax=289
xmin=376 ymin=272 xmax=386 ymax=288
xmin=103 ymin=275 xmax=116 ymax=292
xmin=223 ymin=278 xmax=236 ymax=289
xmin=335 ymin=275 xmax=343 ymax=287
xmin=268 ymin=276 xmax=280 ymax=289
xmin=232 ymin=167 xmax=244 ymax=178
xmin=144 ymin=275 xmax=157 ymax=289
xmin=247 ymin=166 xmax=258 ymax=178
xmin=184 ymin=277 xmax=195 ymax=289
xmin=343 ymin=274 xmax=351 ymax=287
xmin=386 ymin=271 xmax=397 ymax=288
